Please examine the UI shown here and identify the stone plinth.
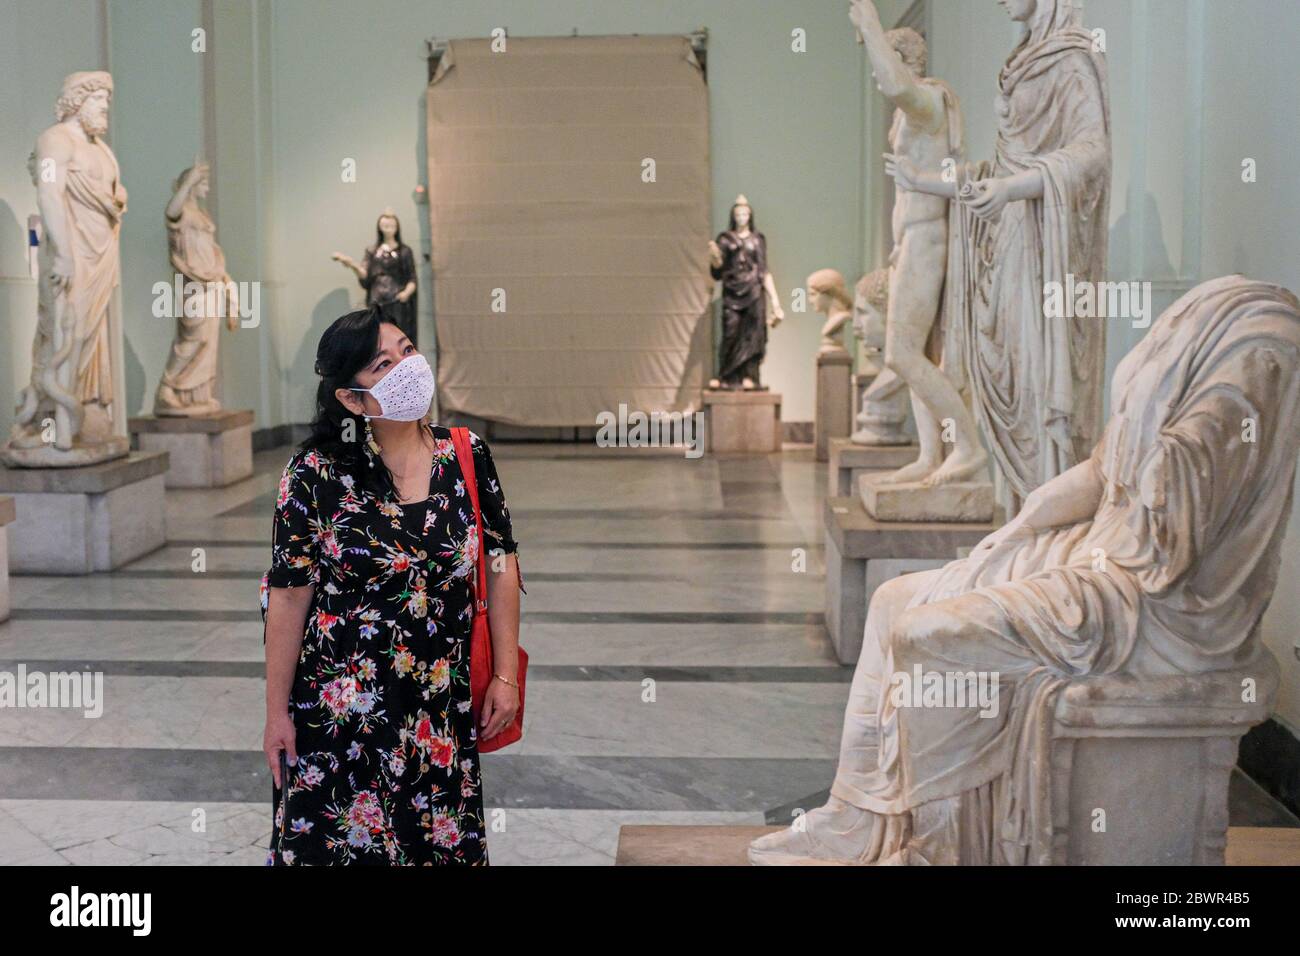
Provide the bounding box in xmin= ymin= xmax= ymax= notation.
xmin=824 ymin=495 xmax=994 ymax=664
xmin=827 ymin=438 xmax=919 ymax=497
xmin=815 ymin=348 xmax=853 ymax=461
xmin=129 ymin=409 xmax=253 ymax=488
xmin=0 ymin=452 xmax=169 ymax=574
xmin=703 ymin=389 xmax=781 ymax=454
xmin=860 ymin=474 xmax=995 ymax=523
xmin=0 ymin=496 xmax=14 ymax=621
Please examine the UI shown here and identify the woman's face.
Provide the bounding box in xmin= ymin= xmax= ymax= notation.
xmin=997 ymin=0 xmax=1037 ymax=22
xmin=336 ymin=322 xmax=418 ymax=417
xmin=378 ymin=216 xmax=398 ymax=241
xmin=733 ymin=204 xmax=752 ymax=229
xmin=194 ymin=174 xmax=210 ymax=199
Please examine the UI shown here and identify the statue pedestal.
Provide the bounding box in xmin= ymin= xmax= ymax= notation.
xmin=827 ymin=438 xmax=918 ymax=497
xmin=824 ymin=495 xmax=993 ymax=664
xmin=129 ymin=409 xmax=254 ymax=488
xmin=0 ymin=497 xmax=14 ymax=622
xmin=815 ymin=348 xmax=853 ymax=461
xmin=614 ymin=823 xmax=1298 ymax=866
xmin=703 ymin=390 xmax=781 ymax=454
xmin=860 ymin=474 xmax=995 ymax=523
xmin=0 ymin=452 xmax=169 ymax=575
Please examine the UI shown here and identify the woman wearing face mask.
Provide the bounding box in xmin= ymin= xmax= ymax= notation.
xmin=261 ymin=307 xmax=522 ymax=865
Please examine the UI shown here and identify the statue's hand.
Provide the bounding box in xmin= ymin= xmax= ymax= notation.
xmin=962 ymin=178 xmax=1011 ymax=221
xmin=331 ymin=252 xmax=352 ymax=265
xmin=849 ymin=0 xmax=881 ymax=38
xmin=883 ymin=153 xmax=919 ymax=192
xmin=708 ymin=240 xmax=723 ymax=269
xmin=50 ymin=255 xmax=74 ymax=293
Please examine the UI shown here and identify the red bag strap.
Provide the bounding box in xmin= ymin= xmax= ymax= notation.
xmin=450 ymin=427 xmax=489 ymax=614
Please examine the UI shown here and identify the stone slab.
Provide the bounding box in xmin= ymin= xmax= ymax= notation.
xmin=860 ymin=475 xmax=995 ymax=523
xmin=0 ymin=450 xmax=169 ymax=495
xmin=0 ymin=525 xmax=9 ymax=622
xmin=828 ymin=438 xmax=918 ymax=496
xmin=815 ymin=349 xmax=853 ymax=462
xmin=131 ymin=413 xmax=254 ymax=488
xmin=0 ymin=495 xmax=15 ymax=527
xmin=614 ymin=824 xmax=1300 ymax=866
xmin=0 ymin=436 xmax=130 ymax=469
xmin=129 ymin=408 xmax=254 ymax=434
xmin=703 ymin=389 xmax=781 ymax=454
xmin=2 ymin=452 xmax=168 ymax=575
xmin=825 ymin=495 xmax=995 ymax=560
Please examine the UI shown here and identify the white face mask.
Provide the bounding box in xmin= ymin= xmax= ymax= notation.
xmin=352 ymin=353 xmax=434 ymax=421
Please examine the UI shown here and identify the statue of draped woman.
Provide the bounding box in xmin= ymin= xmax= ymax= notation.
xmin=749 ymin=275 xmax=1300 ymax=865
xmin=707 ymin=195 xmax=784 ymax=390
xmin=332 ymin=209 xmax=418 ymax=346
xmin=155 ymin=160 xmax=238 ymax=416
xmin=886 ymin=0 xmax=1111 ymax=513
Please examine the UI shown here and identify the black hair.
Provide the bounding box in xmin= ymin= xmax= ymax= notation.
xmin=301 ymin=306 xmax=398 ymax=499
xmin=375 ymin=212 xmax=402 ymax=247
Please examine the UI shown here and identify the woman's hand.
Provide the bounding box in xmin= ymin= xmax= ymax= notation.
xmin=264 ymin=709 xmax=298 ymax=788
xmin=970 ymin=510 xmax=1033 ymax=558
xmin=883 ymin=152 xmax=920 ymax=192
xmin=479 ymin=677 xmax=519 ymax=742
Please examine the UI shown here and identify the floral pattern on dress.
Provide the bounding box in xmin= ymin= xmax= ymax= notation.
xmin=264 ymin=425 xmax=517 ymax=865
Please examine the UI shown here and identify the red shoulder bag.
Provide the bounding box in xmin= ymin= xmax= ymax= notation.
xmin=451 ymin=426 xmax=526 ymax=753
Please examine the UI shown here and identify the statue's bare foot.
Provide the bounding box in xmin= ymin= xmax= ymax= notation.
xmin=748 ymin=796 xmax=904 ymax=865
xmin=868 ymin=455 xmax=941 ymax=486
xmin=921 ymin=447 xmax=988 ymax=487
xmin=741 ymin=377 xmax=758 ymax=390
xmin=707 ymin=378 xmax=722 ymax=390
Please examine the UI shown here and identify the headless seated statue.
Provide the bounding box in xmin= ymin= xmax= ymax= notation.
xmin=751 ymin=275 xmax=1300 ymax=865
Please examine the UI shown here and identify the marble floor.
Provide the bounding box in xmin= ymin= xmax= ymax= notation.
xmin=0 ymin=439 xmax=1294 ymax=865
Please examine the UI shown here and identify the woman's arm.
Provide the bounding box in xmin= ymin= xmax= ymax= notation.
xmin=265 ymin=585 xmax=312 ymax=715
xmin=1017 ymin=456 xmax=1104 ymax=531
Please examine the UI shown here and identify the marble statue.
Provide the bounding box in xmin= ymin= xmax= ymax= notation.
xmin=749 ymin=275 xmax=1300 ymax=865
xmin=807 ymin=268 xmax=853 ymax=354
xmin=155 ymin=160 xmax=238 ymax=416
xmin=4 ymin=71 xmax=128 ymax=468
xmin=885 ymin=0 xmax=1111 ymax=514
xmin=332 ymin=209 xmax=418 ymax=345
xmin=850 ymin=267 xmax=910 ymax=446
xmin=707 ymin=195 xmax=784 ymax=390
xmin=850 ymin=0 xmax=987 ymax=489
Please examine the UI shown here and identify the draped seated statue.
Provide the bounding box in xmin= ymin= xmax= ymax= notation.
xmin=750 ymin=276 xmax=1300 ymax=865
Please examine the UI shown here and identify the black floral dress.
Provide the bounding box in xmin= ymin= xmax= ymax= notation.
xmin=262 ymin=425 xmax=518 ymax=865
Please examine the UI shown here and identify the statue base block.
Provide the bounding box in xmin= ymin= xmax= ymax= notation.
xmin=814 ymin=348 xmax=852 ymax=461
xmin=824 ymin=495 xmax=994 ymax=663
xmin=860 ymin=475 xmax=995 ymax=523
xmin=0 ymin=436 xmax=129 ymax=469
xmin=0 ymin=497 xmax=14 ymax=622
xmin=827 ymin=438 xmax=918 ymax=496
xmin=702 ymin=389 xmax=781 ymax=454
xmin=613 ymin=824 xmax=1300 ymax=866
xmin=129 ymin=409 xmax=254 ymax=488
xmin=0 ymin=451 xmax=169 ymax=574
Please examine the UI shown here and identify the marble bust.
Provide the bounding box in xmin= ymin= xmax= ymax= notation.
xmin=4 ymin=71 xmax=128 ymax=468
xmin=750 ymin=275 xmax=1300 ymax=865
xmin=806 ymin=268 xmax=853 ymax=355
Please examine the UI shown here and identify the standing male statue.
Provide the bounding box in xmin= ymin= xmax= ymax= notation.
xmin=849 ymin=0 xmax=986 ymax=488
xmin=4 ymin=71 xmax=128 ymax=467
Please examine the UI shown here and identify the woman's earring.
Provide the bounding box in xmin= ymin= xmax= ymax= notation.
xmin=364 ymin=416 xmax=382 ymax=458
